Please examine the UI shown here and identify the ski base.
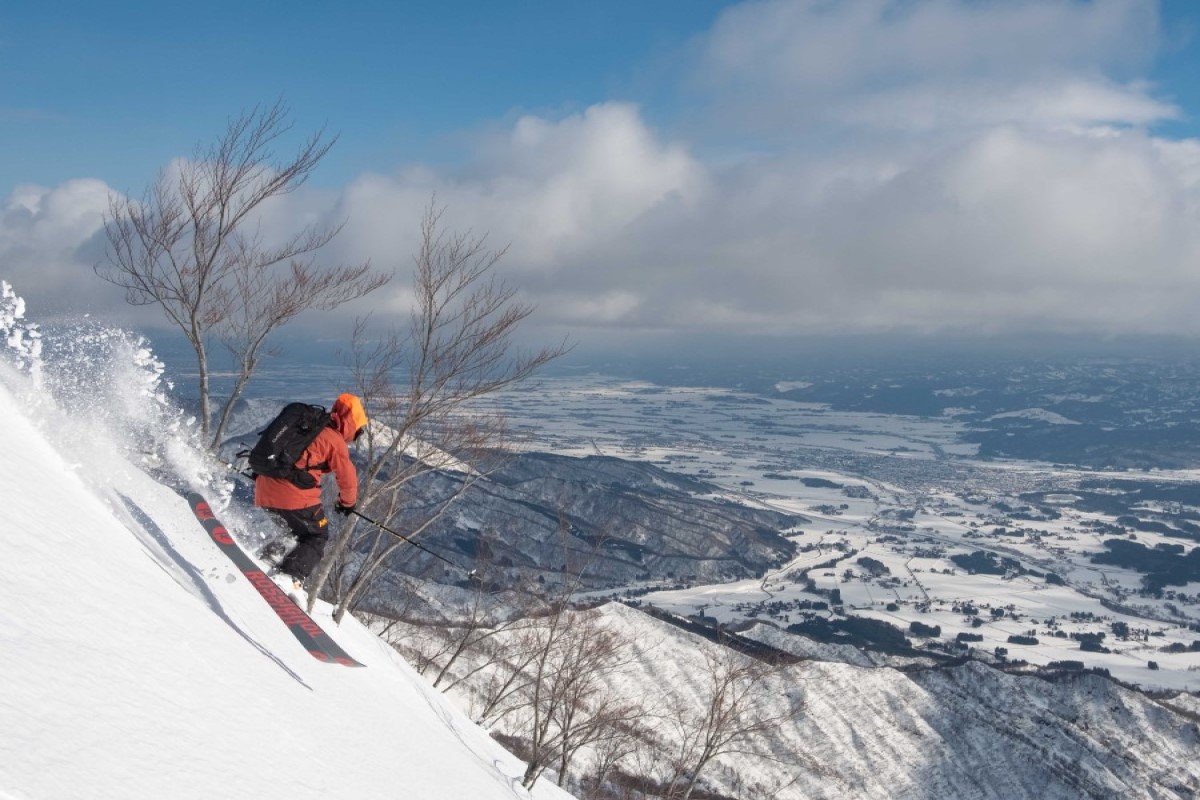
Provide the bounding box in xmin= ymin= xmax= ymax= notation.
xmin=186 ymin=492 xmax=364 ymax=668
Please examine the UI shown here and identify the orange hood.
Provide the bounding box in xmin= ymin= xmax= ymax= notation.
xmin=331 ymin=393 xmax=368 ymax=441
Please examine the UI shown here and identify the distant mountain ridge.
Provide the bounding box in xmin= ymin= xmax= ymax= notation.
xmin=357 ymin=452 xmax=801 ymax=604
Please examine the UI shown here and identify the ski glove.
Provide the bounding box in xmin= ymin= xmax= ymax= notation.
xmin=335 ymin=501 xmax=356 ymax=517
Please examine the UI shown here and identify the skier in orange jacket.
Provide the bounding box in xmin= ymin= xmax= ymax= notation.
xmin=256 ymin=393 xmax=368 ymax=584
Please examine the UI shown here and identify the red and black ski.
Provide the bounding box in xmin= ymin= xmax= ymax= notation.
xmin=186 ymin=492 xmax=364 ymax=668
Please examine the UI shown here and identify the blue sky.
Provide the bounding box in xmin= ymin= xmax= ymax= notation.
xmin=0 ymin=1 xmax=734 ymax=191
xmin=5 ymin=0 xmax=1195 ymax=191
xmin=1154 ymin=1 xmax=1200 ymax=136
xmin=2 ymin=0 xmax=1200 ymax=343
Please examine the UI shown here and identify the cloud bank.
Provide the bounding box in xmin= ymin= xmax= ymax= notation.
xmin=2 ymin=0 xmax=1198 ymax=344
xmin=0 ymin=180 xmax=130 ymax=320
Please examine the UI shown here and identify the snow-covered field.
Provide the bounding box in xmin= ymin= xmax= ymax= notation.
xmin=482 ymin=375 xmax=1200 ymax=691
xmin=0 ymin=289 xmax=570 ymax=800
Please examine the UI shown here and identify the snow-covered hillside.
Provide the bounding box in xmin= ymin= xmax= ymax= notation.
xmin=0 ymin=307 xmax=569 ymax=798
xmin=405 ymin=602 xmax=1200 ymax=800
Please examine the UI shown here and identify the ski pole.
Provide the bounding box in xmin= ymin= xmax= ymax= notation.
xmin=350 ymin=510 xmax=477 ymax=577
xmin=225 ymin=459 xmax=476 ymax=577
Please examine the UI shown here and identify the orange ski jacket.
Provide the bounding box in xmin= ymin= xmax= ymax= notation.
xmin=254 ymin=394 xmax=366 ymax=511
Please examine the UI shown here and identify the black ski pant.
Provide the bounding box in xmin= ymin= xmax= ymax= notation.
xmin=264 ymin=504 xmax=330 ymax=580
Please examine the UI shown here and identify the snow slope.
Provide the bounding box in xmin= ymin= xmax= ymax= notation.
xmin=0 ymin=368 xmax=570 ymax=799
xmin=414 ymin=602 xmax=1200 ymax=799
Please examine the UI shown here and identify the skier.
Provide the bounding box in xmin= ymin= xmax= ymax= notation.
xmin=255 ymin=392 xmax=368 ymax=586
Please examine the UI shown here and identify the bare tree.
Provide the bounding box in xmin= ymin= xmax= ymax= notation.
xmin=307 ymin=202 xmax=568 ymax=621
xmin=545 ymin=619 xmax=645 ymax=791
xmin=384 ymin=535 xmax=541 ymax=694
xmin=578 ymin=718 xmax=645 ymax=800
xmin=660 ymin=646 xmax=781 ymax=800
xmin=373 ymin=519 xmax=648 ymax=794
xmin=513 ymin=605 xmax=626 ymax=789
xmin=431 ymin=591 xmax=535 ymax=693
xmin=458 ymin=596 xmax=642 ymax=791
xmin=471 ymin=621 xmax=543 ymax=725
xmin=480 ymin=528 xmax=644 ymax=791
xmin=97 ymin=99 xmax=388 ymax=447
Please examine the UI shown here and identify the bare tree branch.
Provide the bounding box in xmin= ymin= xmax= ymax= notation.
xmin=306 ymin=201 xmax=568 ymax=621
xmin=95 ymin=99 xmax=388 ymax=447
xmin=660 ymin=646 xmax=784 ymax=800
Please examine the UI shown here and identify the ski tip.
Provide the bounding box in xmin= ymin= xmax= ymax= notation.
xmin=309 ymin=649 xmax=365 ymax=668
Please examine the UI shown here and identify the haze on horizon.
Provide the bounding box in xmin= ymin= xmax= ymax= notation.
xmin=2 ymin=0 xmax=1199 ymax=364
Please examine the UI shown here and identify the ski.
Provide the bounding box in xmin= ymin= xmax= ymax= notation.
xmin=185 ymin=492 xmax=365 ymax=668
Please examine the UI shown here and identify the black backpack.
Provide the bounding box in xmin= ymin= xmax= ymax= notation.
xmin=246 ymin=403 xmax=332 ymax=489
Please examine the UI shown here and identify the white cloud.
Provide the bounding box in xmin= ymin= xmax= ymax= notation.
xmin=591 ymin=123 xmax=1200 ymax=335
xmin=123 ymin=100 xmax=1200 ymax=338
xmin=321 ymin=102 xmax=708 ymax=316
xmin=1 ymin=180 xmax=108 ymax=250
xmin=3 ymin=1 xmax=1199 ymax=344
xmin=701 ymin=0 xmax=1158 ymax=90
xmin=696 ymin=0 xmax=1169 ymax=135
xmin=0 ymin=180 xmax=130 ymax=320
xmin=506 ymin=0 xmax=1199 ymax=337
xmin=835 ymin=77 xmax=1177 ymax=133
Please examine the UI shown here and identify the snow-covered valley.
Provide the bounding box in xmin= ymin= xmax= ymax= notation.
xmin=6 ymin=285 xmax=1200 ymax=799
xmin=480 ymin=374 xmax=1200 ymax=694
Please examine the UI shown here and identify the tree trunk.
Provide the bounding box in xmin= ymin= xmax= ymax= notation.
xmin=209 ymin=351 xmax=257 ymax=449
xmin=194 ymin=336 xmax=211 ymax=443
